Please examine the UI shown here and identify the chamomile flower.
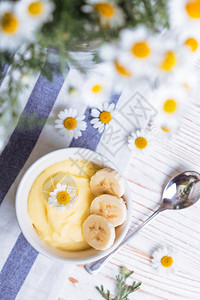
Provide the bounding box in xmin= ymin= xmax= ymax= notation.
xmin=150 ymin=85 xmax=187 ymax=124
xmin=99 ymin=43 xmax=135 ymax=90
xmin=169 ymin=0 xmax=200 ymax=32
xmin=152 ymin=246 xmax=179 ymax=275
xmin=81 ymin=74 xmax=111 ymax=107
xmin=48 ymin=183 xmax=78 ymax=212
xmin=82 ymin=0 xmax=125 ymax=28
xmin=90 ymin=102 xmax=116 ymax=133
xmin=128 ymin=129 xmax=152 ymax=155
xmin=179 ymin=32 xmax=200 ymax=62
xmin=55 ymin=108 xmax=86 ymax=141
xmin=173 ymin=69 xmax=199 ymax=95
xmin=0 ymin=1 xmax=34 ymax=50
xmin=156 ymin=37 xmax=190 ymax=79
xmin=16 ymin=0 xmax=55 ymax=29
xmin=118 ymin=26 xmax=159 ymax=77
xmin=151 ymin=118 xmax=179 ymax=140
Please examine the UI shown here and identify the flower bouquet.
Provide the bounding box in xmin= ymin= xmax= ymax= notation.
xmin=0 ymin=0 xmax=200 ymax=151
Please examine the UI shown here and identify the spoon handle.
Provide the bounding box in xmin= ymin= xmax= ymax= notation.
xmin=85 ymin=208 xmax=161 ymax=275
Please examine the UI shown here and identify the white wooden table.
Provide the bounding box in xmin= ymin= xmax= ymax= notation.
xmin=59 ymin=101 xmax=200 ymax=300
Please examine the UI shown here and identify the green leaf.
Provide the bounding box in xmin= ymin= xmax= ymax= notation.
xmin=96 ymin=267 xmax=141 ymax=300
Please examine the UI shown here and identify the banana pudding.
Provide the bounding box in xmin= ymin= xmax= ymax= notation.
xmin=28 ymin=160 xmax=127 ymax=252
xmin=27 ymin=160 xmax=99 ymax=251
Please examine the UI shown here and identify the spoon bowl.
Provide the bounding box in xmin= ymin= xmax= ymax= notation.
xmin=161 ymin=171 xmax=200 ymax=211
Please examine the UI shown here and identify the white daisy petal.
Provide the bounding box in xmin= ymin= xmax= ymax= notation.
xmin=108 ymin=103 xmax=115 ymax=112
xmin=103 ymin=102 xmax=109 ymax=110
xmin=58 ymin=111 xmax=67 ymax=120
xmin=55 ymin=123 xmax=64 ymax=129
xmin=76 ymin=115 xmax=85 ymax=121
xmin=98 ymin=123 xmax=105 ymax=133
xmin=90 ymin=118 xmax=99 ymax=125
xmin=93 ymin=121 xmax=102 ymax=129
xmin=72 ymin=108 xmax=78 ymax=118
xmin=55 ymin=119 xmax=63 ymax=124
xmin=91 ymin=109 xmax=100 ymax=117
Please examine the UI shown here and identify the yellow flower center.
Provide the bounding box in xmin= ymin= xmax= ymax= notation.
xmin=114 ymin=61 xmax=132 ymax=77
xmin=185 ymin=0 xmax=200 ymax=19
xmin=135 ymin=137 xmax=148 ymax=149
xmin=28 ymin=1 xmax=44 ymax=16
xmin=160 ymin=51 xmax=176 ymax=71
xmin=95 ymin=3 xmax=115 ymax=18
xmin=1 ymin=12 xmax=19 ymax=34
xmin=92 ymin=84 xmax=102 ymax=93
xmin=131 ymin=41 xmax=151 ymax=59
xmin=57 ymin=191 xmax=70 ymax=205
xmin=163 ymin=99 xmax=177 ymax=114
xmin=64 ymin=117 xmax=77 ymax=130
xmin=99 ymin=111 xmax=112 ymax=124
xmin=184 ymin=37 xmax=199 ymax=52
xmin=161 ymin=126 xmax=171 ymax=133
xmin=161 ymin=256 xmax=173 ymax=268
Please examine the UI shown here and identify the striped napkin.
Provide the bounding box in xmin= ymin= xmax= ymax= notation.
xmin=0 ymin=58 xmax=155 ymax=300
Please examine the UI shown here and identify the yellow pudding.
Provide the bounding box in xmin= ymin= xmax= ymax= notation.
xmin=27 ymin=160 xmax=99 ymax=251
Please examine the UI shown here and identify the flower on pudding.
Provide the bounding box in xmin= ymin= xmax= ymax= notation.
xmin=168 ymin=0 xmax=200 ymax=31
xmin=81 ymin=74 xmax=111 ymax=107
xmin=152 ymin=246 xmax=179 ymax=275
xmin=128 ymin=129 xmax=152 ymax=155
xmin=90 ymin=102 xmax=116 ymax=133
xmin=0 ymin=1 xmax=34 ymax=50
xmin=55 ymin=108 xmax=86 ymax=140
xmin=16 ymin=0 xmax=55 ymax=29
xmin=48 ymin=183 xmax=78 ymax=211
xmin=82 ymin=0 xmax=125 ymax=28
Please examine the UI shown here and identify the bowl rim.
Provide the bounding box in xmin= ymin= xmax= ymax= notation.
xmin=15 ymin=147 xmax=132 ymax=264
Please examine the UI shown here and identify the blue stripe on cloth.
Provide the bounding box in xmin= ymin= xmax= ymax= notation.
xmin=70 ymin=93 xmax=121 ymax=150
xmin=0 ymin=66 xmax=65 ymax=205
xmin=0 ymin=67 xmax=65 ymax=299
xmin=0 ymin=91 xmax=121 ymax=300
xmin=0 ymin=235 xmax=38 ymax=299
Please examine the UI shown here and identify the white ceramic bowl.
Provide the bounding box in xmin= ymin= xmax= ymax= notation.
xmin=16 ymin=148 xmax=132 ymax=264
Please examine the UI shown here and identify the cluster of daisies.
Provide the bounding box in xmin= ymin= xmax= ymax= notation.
xmin=54 ymin=0 xmax=200 ymax=154
xmin=0 ymin=0 xmax=54 ymax=50
xmin=1 ymin=0 xmax=200 ymax=155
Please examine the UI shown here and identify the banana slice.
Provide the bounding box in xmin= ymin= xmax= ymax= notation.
xmin=90 ymin=194 xmax=127 ymax=227
xmin=82 ymin=214 xmax=115 ymax=250
xmin=90 ymin=167 xmax=125 ymax=197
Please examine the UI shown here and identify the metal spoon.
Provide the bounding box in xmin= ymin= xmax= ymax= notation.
xmin=85 ymin=171 xmax=200 ymax=274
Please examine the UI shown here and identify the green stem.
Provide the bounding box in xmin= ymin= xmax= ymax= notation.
xmin=142 ymin=0 xmax=154 ymax=26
